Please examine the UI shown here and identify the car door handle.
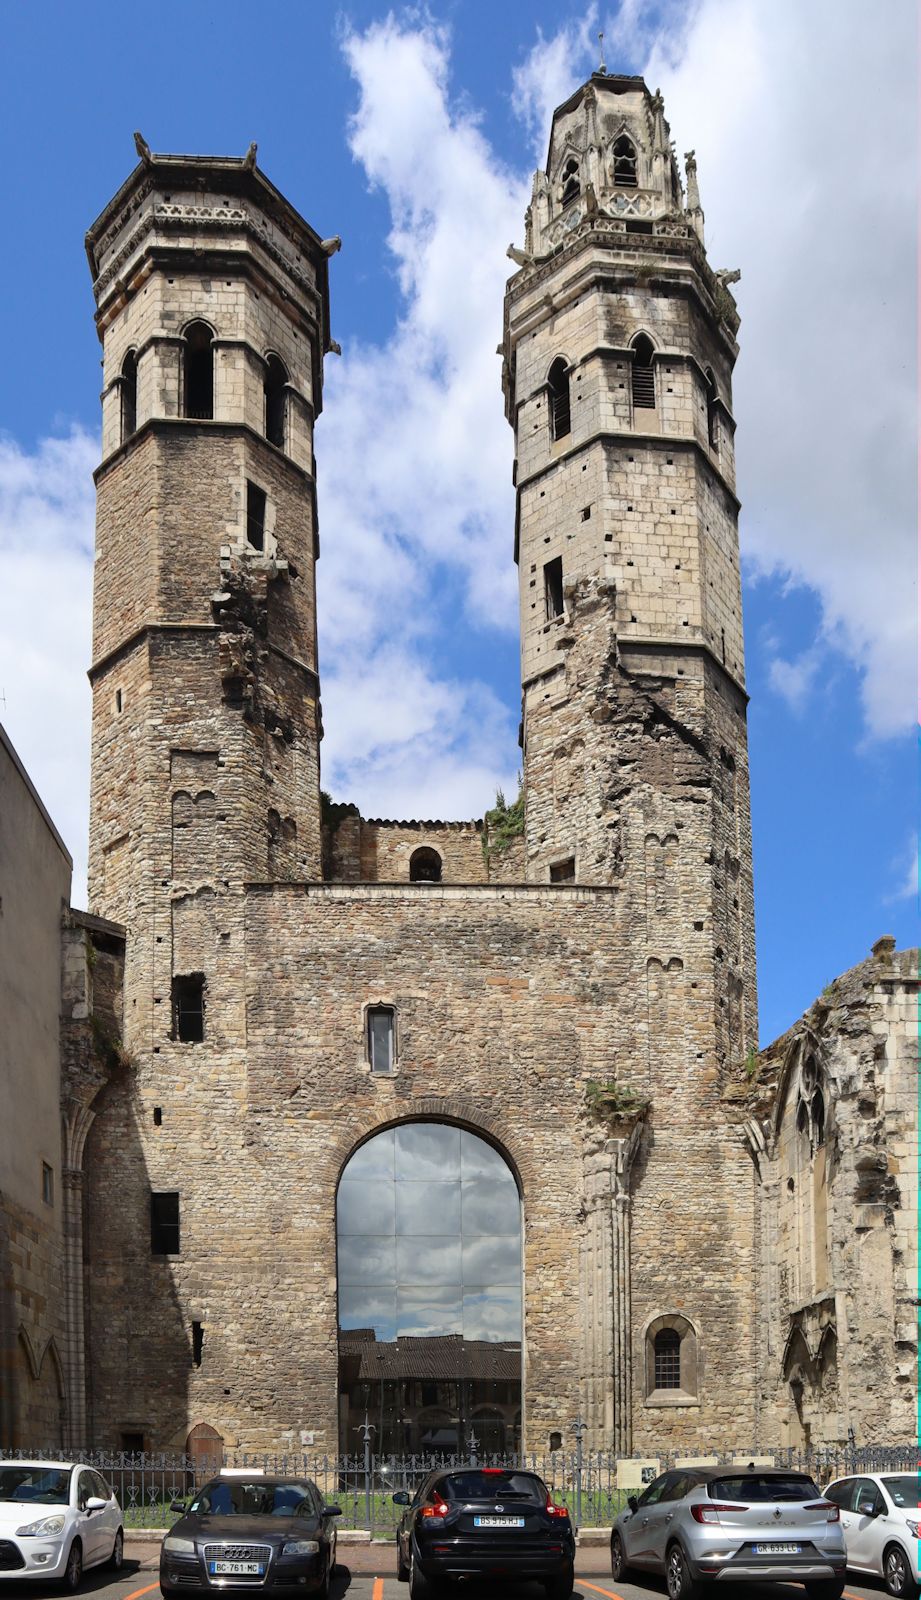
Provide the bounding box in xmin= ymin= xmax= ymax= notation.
xmin=665 ymin=1514 xmax=674 ymax=1522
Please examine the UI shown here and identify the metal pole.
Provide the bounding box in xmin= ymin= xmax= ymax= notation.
xmin=572 ymin=1417 xmax=586 ymax=1528
xmin=355 ymin=1414 xmax=375 ymax=1530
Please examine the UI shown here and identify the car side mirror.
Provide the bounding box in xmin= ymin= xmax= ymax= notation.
xmin=627 ymin=1495 xmax=638 ymax=1514
xmin=86 ymin=1497 xmax=107 ymax=1513
xmin=322 ymin=1506 xmax=342 ymax=1518
xmin=392 ymin=1491 xmax=411 ymax=1506
xmin=857 ymin=1500 xmax=879 ymax=1517
xmin=170 ymin=1500 xmax=187 ymax=1514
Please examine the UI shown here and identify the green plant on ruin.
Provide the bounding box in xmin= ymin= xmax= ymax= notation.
xmin=744 ymin=1046 xmax=759 ymax=1079
xmin=584 ymin=1078 xmax=651 ymax=1126
xmin=90 ymin=1012 xmax=133 ymax=1074
xmin=483 ymin=780 xmax=525 ymax=861
xmin=320 ymin=789 xmax=358 ymax=830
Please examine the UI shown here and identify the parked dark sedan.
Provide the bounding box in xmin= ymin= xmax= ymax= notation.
xmin=160 ymin=1474 xmax=341 ymax=1598
xmin=393 ymin=1467 xmax=575 ymax=1598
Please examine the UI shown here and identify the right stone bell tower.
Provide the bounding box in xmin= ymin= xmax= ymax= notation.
xmin=503 ymin=73 xmax=757 ymax=1080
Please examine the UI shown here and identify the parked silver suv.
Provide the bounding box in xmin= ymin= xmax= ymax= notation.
xmin=610 ymin=1466 xmax=847 ymax=1599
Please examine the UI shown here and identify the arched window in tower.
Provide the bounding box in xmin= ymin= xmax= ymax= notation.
xmin=264 ymin=354 xmax=288 ymax=449
xmin=811 ymin=1090 xmax=825 ymax=1148
xmin=631 ymin=334 xmax=656 ymax=411
xmin=611 ymin=134 xmax=638 ymax=188
xmin=705 ymin=367 xmax=720 ymax=450
xmin=560 ymin=157 xmax=580 ymax=206
xmin=548 ymin=358 xmax=571 ymax=440
xmin=120 ymin=350 xmax=137 ymax=442
xmin=653 ymin=1328 xmax=681 ymax=1388
xmin=336 ymin=1122 xmax=523 ymax=1455
xmin=182 ymin=321 xmax=214 ymax=420
xmin=409 ymin=847 xmax=442 ymax=883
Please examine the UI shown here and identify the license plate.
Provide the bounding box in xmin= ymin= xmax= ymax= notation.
xmin=208 ymin=1561 xmax=264 ymax=1574
xmin=754 ymin=1543 xmax=801 ymax=1556
xmin=473 ymin=1516 xmax=525 ymax=1528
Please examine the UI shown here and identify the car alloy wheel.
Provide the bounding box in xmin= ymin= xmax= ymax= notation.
xmin=64 ymin=1539 xmax=83 ymax=1591
xmin=409 ymin=1546 xmax=433 ymax=1600
xmin=666 ymin=1542 xmax=698 ymax=1600
xmin=611 ymin=1532 xmax=628 ymax=1580
xmin=884 ymin=1543 xmax=914 ymax=1598
xmin=108 ymin=1529 xmax=124 ymax=1570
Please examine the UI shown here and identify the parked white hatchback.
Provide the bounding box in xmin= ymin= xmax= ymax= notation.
xmin=823 ymin=1472 xmax=920 ymax=1597
xmin=0 ymin=1461 xmax=123 ymax=1588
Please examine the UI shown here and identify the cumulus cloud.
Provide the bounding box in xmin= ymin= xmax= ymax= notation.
xmin=0 ymin=428 xmax=96 ymax=905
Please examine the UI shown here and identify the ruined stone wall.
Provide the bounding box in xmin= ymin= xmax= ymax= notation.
xmin=324 ymin=819 xmax=488 ymax=884
xmin=82 ymin=880 xmax=760 ymax=1455
xmin=742 ymin=941 xmax=918 ymax=1447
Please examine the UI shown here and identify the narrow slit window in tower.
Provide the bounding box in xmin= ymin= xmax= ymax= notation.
xmin=560 ymin=157 xmax=580 ymax=205
xmin=264 ymin=354 xmax=288 ymax=449
xmin=192 ymin=1321 xmax=204 ymax=1367
xmin=705 ymin=367 xmax=720 ymax=450
xmin=544 ymin=556 xmax=564 ymax=620
xmin=246 ymin=482 xmax=267 ymax=551
xmin=367 ymin=1005 xmax=395 ymax=1074
xmin=120 ymin=350 xmax=137 ymax=441
xmin=183 ymin=322 xmax=214 ymax=420
xmin=548 ymin=359 xmax=571 ymax=440
xmin=150 ymin=1191 xmax=180 ymax=1255
xmin=631 ymin=335 xmax=656 ymax=411
xmin=172 ymin=974 xmax=205 ymax=1042
xmin=611 ymin=135 xmax=638 ymax=187
xmin=654 ymin=1327 xmax=681 ymax=1388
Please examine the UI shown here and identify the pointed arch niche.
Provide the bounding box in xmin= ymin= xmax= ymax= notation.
xmin=336 ymin=1121 xmax=522 ymax=1457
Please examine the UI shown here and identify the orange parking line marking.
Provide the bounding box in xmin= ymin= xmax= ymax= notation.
xmin=123 ymin=1585 xmax=160 ymax=1600
xmin=372 ymin=1578 xmax=384 ymax=1600
xmin=579 ymin=1581 xmax=626 ymax=1600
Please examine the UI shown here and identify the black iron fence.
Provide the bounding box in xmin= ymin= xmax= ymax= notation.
xmin=4 ymin=1445 xmax=917 ymax=1531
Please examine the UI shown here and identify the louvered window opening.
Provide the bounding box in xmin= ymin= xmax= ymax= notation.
xmin=561 ymin=159 xmax=580 ymax=205
xmin=654 ymin=1328 xmax=681 ymax=1388
xmin=612 ymin=137 xmax=638 ymax=188
xmin=632 ymin=362 xmax=656 ymax=409
xmin=551 ymin=388 xmax=571 ymax=437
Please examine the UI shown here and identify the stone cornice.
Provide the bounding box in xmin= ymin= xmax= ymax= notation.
xmin=514 ymin=427 xmax=741 ymax=514
xmin=89 ymin=621 xmax=319 ymax=696
xmin=94 ymin=415 xmax=316 ymax=482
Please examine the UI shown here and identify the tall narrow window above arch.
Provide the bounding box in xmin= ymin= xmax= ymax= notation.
xmin=264 ymin=354 xmax=288 ymax=449
xmin=548 ymin=358 xmax=571 ymax=440
xmin=183 ymin=321 xmax=214 ymax=420
xmin=120 ymin=350 xmax=137 ymax=442
xmin=611 ymin=134 xmax=638 ymax=188
xmin=704 ymin=367 xmax=720 ymax=451
xmin=631 ymin=334 xmax=656 ymax=411
xmin=560 ymin=157 xmax=580 ymax=206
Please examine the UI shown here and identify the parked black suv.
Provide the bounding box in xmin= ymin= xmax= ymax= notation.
xmin=394 ymin=1468 xmax=575 ymax=1598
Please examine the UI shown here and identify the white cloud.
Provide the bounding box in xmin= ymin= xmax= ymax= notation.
xmin=0 ymin=429 xmax=96 ymax=907
xmin=767 ymin=645 xmax=823 ymax=716
xmin=886 ymin=836 xmax=919 ymax=906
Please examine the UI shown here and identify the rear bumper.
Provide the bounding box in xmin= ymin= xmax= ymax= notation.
xmin=419 ymin=1537 xmax=574 ymax=1579
xmin=694 ymin=1556 xmax=846 ymax=1584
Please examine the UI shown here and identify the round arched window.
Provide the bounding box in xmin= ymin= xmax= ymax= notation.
xmin=409 ymin=847 xmax=442 ymax=883
xmin=336 ymin=1122 xmax=522 ymax=1456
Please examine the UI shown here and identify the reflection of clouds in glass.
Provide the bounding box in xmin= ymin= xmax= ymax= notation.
xmin=338 ymin=1181 xmax=396 ymax=1235
xmin=462 ymin=1287 xmax=522 ymax=1343
xmin=395 ymin=1123 xmax=461 ymax=1180
xmin=396 ymin=1235 xmax=462 ymax=1286
xmin=396 ymin=1181 xmax=462 ymax=1235
xmin=397 ymin=1286 xmax=463 ymax=1337
xmin=342 ymin=1131 xmax=395 ymax=1181
xmin=339 ymin=1286 xmax=396 ymax=1342
xmin=460 ymin=1133 xmax=511 ymax=1181
xmin=338 ymin=1235 xmax=396 ymax=1286
xmin=461 ymin=1234 xmax=521 ymax=1285
xmin=461 ymin=1177 xmax=520 ymax=1236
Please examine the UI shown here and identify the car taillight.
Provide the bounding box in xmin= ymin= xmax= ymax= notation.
xmin=805 ymin=1501 xmax=840 ymax=1521
xmin=546 ymin=1498 xmax=570 ymax=1519
xmin=421 ymin=1501 xmax=449 ymax=1519
xmin=481 ymin=1469 xmax=505 ymax=1476
xmin=691 ymin=1503 xmax=749 ymax=1524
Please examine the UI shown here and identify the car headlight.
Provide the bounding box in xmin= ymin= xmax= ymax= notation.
xmin=15 ymin=1515 xmax=66 ymax=1537
xmin=906 ymin=1519 xmax=920 ymax=1539
xmin=162 ymin=1536 xmax=196 ymax=1554
xmin=283 ymin=1540 xmax=320 ymax=1555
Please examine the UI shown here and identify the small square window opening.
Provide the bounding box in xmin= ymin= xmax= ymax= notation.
xmin=150 ymin=1191 xmax=180 ymax=1255
xmin=246 ymin=482 xmax=267 ymax=551
xmin=544 ymin=557 xmax=564 ymax=620
xmin=172 ymin=974 xmax=205 ymax=1042
xmin=549 ymin=857 xmax=576 ymax=884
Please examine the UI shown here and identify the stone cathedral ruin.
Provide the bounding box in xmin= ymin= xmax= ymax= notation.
xmin=1 ymin=73 xmax=916 ymax=1461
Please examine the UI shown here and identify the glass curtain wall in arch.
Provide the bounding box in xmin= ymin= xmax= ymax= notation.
xmin=337 ymin=1123 xmax=522 ymax=1459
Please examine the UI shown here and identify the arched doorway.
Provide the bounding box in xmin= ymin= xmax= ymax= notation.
xmin=336 ymin=1122 xmax=522 ymax=1459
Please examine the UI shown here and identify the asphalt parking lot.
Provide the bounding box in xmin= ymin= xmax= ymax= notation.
xmin=0 ymin=1545 xmax=891 ymax=1600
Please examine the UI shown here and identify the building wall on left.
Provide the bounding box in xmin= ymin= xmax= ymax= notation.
xmin=0 ymin=723 xmax=70 ymax=1448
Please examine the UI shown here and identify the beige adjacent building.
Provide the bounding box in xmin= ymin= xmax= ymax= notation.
xmin=1 ymin=71 xmax=914 ymax=1458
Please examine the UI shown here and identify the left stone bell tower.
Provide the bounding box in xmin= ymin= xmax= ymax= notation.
xmin=86 ymin=142 xmax=334 ymax=1056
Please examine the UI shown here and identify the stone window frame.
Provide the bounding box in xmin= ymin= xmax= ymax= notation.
xmin=642 ymin=1311 xmax=700 ymax=1407
xmin=364 ymin=1000 xmax=398 ymax=1077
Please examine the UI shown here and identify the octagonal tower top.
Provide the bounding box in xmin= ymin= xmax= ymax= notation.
xmin=525 ymin=73 xmax=702 ymax=257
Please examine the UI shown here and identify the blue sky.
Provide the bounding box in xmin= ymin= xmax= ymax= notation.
xmin=0 ymin=0 xmax=916 ymax=1046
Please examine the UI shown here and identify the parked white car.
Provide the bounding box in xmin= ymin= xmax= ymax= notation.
xmin=0 ymin=1460 xmax=123 ymax=1588
xmin=823 ymin=1472 xmax=920 ymax=1598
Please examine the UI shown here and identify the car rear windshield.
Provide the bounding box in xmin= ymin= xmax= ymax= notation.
xmin=708 ymin=1474 xmax=820 ymax=1502
xmin=442 ymin=1472 xmax=546 ymax=1503
xmin=883 ymin=1476 xmax=921 ymax=1508
xmin=0 ymin=1467 xmax=71 ymax=1505
xmin=193 ymin=1481 xmax=312 ymax=1516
